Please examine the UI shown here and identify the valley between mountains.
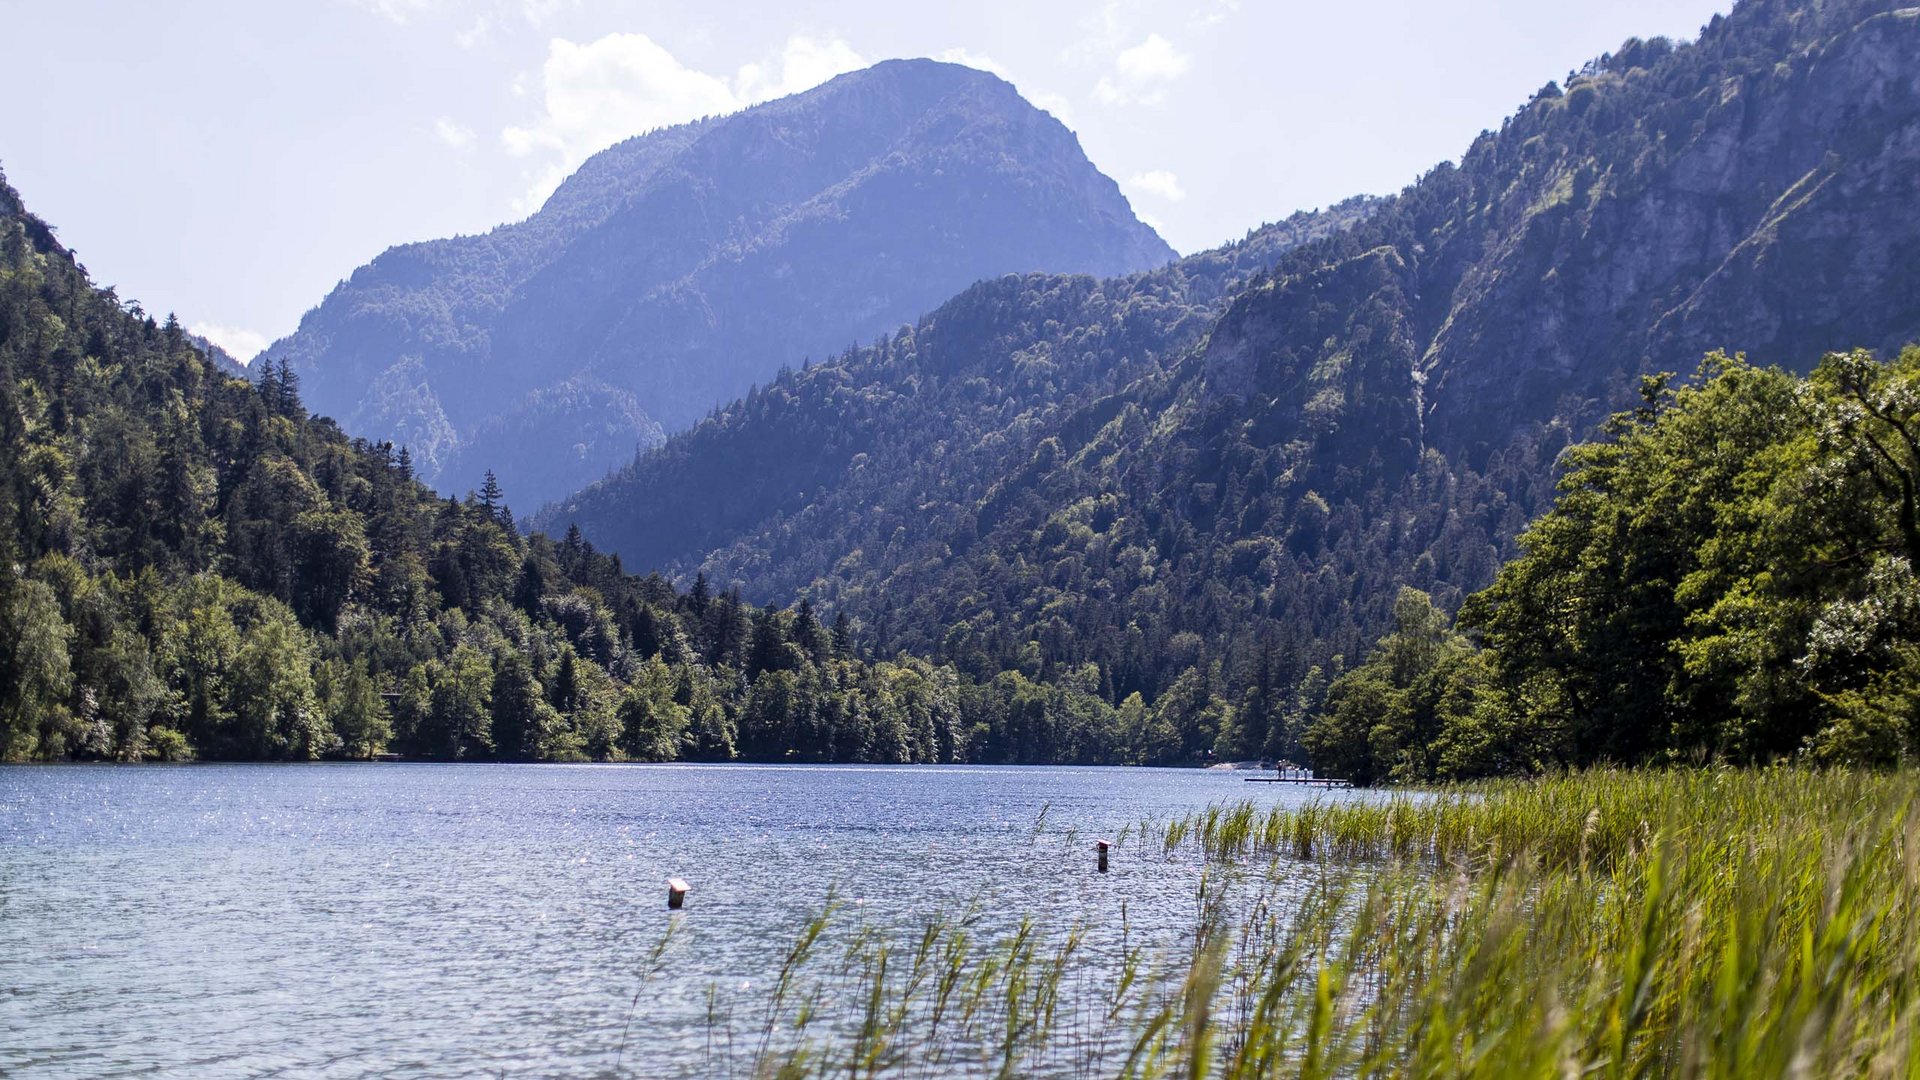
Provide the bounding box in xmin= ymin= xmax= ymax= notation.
xmin=4 ymin=0 xmax=1918 ymax=773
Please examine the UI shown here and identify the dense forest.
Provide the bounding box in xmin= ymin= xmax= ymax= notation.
xmin=545 ymin=0 xmax=1920 ymax=773
xmin=8 ymin=0 xmax=1920 ymax=776
xmin=1305 ymin=349 xmax=1920 ymax=782
xmin=0 ymin=172 xmax=1205 ymax=766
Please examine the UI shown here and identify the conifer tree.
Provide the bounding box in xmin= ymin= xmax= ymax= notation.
xmin=479 ymin=470 xmax=503 ymax=517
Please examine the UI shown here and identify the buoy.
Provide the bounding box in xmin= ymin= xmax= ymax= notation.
xmin=1095 ymin=839 xmax=1111 ymax=873
xmin=667 ymin=877 xmax=690 ymax=909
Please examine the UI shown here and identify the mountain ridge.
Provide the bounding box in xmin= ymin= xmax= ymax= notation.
xmin=264 ymin=58 xmax=1174 ymax=509
xmin=537 ymin=195 xmax=1382 ymax=572
xmin=538 ymin=0 xmax=1920 ymax=766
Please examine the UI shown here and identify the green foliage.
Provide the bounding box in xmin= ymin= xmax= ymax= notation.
xmin=0 ymin=171 xmax=1155 ymax=765
xmin=319 ymin=658 xmax=390 ymax=760
xmin=224 ymin=601 xmax=325 ymax=759
xmin=1312 ymin=350 xmax=1920 ymax=782
xmin=616 ymin=659 xmax=689 ymax=762
xmin=11 ymin=0 xmax=1918 ymax=774
xmin=546 ymin=0 xmax=1920 ymax=778
xmin=0 ymin=576 xmax=75 ymax=758
xmin=546 ymin=201 xmax=1391 ymax=769
xmin=691 ymin=768 xmax=1920 ymax=1076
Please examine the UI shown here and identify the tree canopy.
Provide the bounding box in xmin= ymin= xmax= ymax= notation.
xmin=1303 ymin=350 xmax=1920 ymax=781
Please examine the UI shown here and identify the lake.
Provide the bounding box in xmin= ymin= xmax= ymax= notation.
xmin=0 ymin=763 xmax=1367 ymax=1077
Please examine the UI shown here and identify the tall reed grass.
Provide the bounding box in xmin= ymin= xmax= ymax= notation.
xmin=649 ymin=768 xmax=1920 ymax=1078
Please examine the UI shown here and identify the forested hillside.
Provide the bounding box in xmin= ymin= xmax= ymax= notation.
xmin=540 ymin=196 xmax=1381 ymax=575
xmin=0 ymin=172 xmax=1189 ymax=766
xmin=546 ymin=0 xmax=1920 ymax=768
xmin=264 ymin=59 xmax=1174 ymax=511
xmin=1305 ymin=348 xmax=1920 ymax=781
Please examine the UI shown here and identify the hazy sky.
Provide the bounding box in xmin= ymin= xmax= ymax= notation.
xmin=1 ymin=0 xmax=1730 ymax=360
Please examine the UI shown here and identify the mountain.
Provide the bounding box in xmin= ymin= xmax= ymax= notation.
xmin=540 ymin=0 xmax=1920 ymax=764
xmin=261 ymin=59 xmax=1174 ymax=509
xmin=539 ymin=197 xmax=1381 ymax=576
xmin=0 ymin=169 xmax=1160 ymax=766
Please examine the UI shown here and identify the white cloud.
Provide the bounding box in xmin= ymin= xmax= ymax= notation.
xmin=931 ymin=47 xmax=1012 ymax=81
xmin=454 ymin=16 xmax=490 ymax=48
xmin=190 ymin=322 xmax=268 ymax=363
xmin=434 ymin=117 xmax=477 ymax=150
xmin=502 ymin=31 xmax=865 ymax=214
xmin=340 ymin=0 xmax=569 ymax=40
xmin=501 ymin=32 xmax=737 ymax=169
xmin=930 ymin=49 xmax=1082 ymax=128
xmin=1030 ymin=90 xmax=1077 ymax=127
xmin=735 ymin=35 xmax=866 ymax=102
xmin=508 ymin=163 xmax=574 ymax=216
xmin=1094 ymin=33 xmax=1191 ymax=105
xmin=518 ymin=0 xmax=571 ymax=25
xmin=1068 ymin=1 xmax=1129 ymax=60
xmin=1116 ymin=34 xmax=1192 ymax=80
xmin=928 ymin=48 xmax=1074 ymax=125
xmin=1194 ymin=0 xmax=1240 ymax=27
xmin=1129 ymin=169 xmax=1187 ymax=202
xmin=342 ymin=0 xmax=434 ymax=24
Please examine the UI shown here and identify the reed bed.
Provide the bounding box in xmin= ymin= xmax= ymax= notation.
xmin=648 ymin=768 xmax=1920 ymax=1078
xmin=1164 ymin=767 xmax=1909 ymax=870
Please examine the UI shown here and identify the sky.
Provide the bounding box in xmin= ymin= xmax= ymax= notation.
xmin=0 ymin=0 xmax=1731 ymax=362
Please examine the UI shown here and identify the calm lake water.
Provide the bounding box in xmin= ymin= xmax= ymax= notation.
xmin=0 ymin=763 xmax=1366 ymax=1078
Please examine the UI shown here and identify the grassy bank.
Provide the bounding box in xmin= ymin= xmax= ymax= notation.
xmin=673 ymin=768 xmax=1917 ymax=1077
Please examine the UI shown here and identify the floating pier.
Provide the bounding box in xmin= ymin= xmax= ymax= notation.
xmin=1244 ymin=763 xmax=1351 ymax=788
xmin=1244 ymin=776 xmax=1352 ymax=787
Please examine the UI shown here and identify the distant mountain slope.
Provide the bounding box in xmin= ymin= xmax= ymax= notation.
xmin=262 ymin=59 xmax=1174 ymax=508
xmin=541 ymin=0 xmax=1920 ymax=763
xmin=538 ymin=197 xmax=1380 ymax=575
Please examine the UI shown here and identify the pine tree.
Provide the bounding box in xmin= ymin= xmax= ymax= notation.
xmin=489 ymin=653 xmax=546 ymax=762
xmin=479 ymin=470 xmax=503 ymax=518
xmin=271 ymin=358 xmax=302 ymax=418
xmin=793 ymin=598 xmax=827 ymax=663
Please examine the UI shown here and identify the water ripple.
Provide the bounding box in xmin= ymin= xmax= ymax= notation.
xmin=0 ymin=763 xmax=1364 ymax=1077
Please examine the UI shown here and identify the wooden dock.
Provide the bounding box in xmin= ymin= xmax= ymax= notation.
xmin=1243 ymin=763 xmax=1351 ymax=788
xmin=1244 ymin=775 xmax=1352 ymax=787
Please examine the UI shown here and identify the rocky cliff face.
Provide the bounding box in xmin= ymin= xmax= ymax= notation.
xmin=1206 ymin=2 xmax=1920 ymax=467
xmin=263 ymin=59 xmax=1173 ymax=508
